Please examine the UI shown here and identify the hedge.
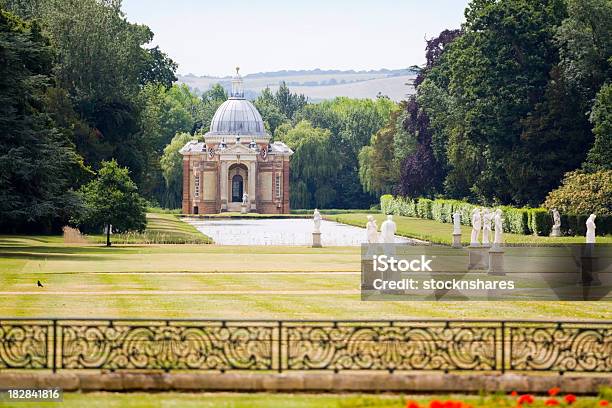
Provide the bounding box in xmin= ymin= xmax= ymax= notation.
xmin=380 ymin=195 xmax=611 ymax=236
xmin=291 ymin=209 xmax=378 ymax=215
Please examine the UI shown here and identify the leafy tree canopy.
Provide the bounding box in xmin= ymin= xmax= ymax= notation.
xmin=76 ymin=160 xmax=147 ymax=245
xmin=543 ymin=170 xmax=612 ymax=215
xmin=0 ymin=9 xmax=84 ymax=233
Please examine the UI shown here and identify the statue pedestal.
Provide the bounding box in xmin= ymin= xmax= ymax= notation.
xmin=468 ymin=245 xmax=488 ymax=270
xmin=452 ymin=233 xmax=462 ymax=248
xmin=312 ymin=232 xmax=322 ymax=248
xmin=240 ymin=204 xmax=248 ymax=214
xmin=361 ymin=259 xmax=376 ymax=290
xmin=550 ymin=226 xmax=561 ymax=237
xmin=581 ymin=244 xmax=601 ymax=286
xmin=487 ymin=246 xmax=505 ymax=275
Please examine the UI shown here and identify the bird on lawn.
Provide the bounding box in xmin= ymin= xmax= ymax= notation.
xmin=37 ymin=280 xmax=43 ymax=287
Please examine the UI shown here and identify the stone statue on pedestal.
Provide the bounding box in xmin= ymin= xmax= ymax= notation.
xmin=482 ymin=208 xmax=492 ymax=246
xmin=380 ymin=215 xmax=397 ymax=244
xmin=586 ymin=214 xmax=596 ymax=244
xmin=470 ymin=209 xmax=482 ymax=246
xmin=366 ymin=215 xmax=379 ymax=244
xmin=242 ymin=193 xmax=249 ymax=206
xmin=551 ymin=209 xmax=561 ymax=237
xmin=452 ymin=211 xmax=462 ymax=234
xmin=313 ymin=209 xmax=322 ymax=233
xmin=493 ymin=209 xmax=504 ymax=248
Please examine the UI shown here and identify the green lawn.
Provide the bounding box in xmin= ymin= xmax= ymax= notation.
xmin=1 ymin=392 xmax=605 ymax=408
xmin=0 ymin=240 xmax=610 ymax=319
xmin=0 ymin=212 xmax=610 ymax=319
xmin=327 ymin=213 xmax=612 ymax=246
xmin=89 ymin=213 xmax=212 ymax=244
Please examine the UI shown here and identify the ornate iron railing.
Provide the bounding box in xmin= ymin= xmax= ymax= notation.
xmin=0 ymin=319 xmax=610 ymax=374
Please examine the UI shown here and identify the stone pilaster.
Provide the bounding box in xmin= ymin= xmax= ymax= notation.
xmin=282 ymin=159 xmax=290 ymax=214
xmin=181 ymin=158 xmax=190 ymax=214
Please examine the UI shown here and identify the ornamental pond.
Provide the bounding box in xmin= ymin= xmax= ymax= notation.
xmin=185 ymin=218 xmax=411 ymax=246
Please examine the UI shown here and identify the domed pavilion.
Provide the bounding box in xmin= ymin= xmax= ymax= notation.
xmin=180 ymin=68 xmax=293 ymax=214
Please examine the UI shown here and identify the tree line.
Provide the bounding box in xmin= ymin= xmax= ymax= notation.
xmin=359 ymin=0 xmax=611 ymax=214
xmin=1 ymin=0 xmax=610 ymax=235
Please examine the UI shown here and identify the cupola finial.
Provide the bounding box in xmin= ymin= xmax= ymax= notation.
xmin=230 ymin=66 xmax=244 ymax=99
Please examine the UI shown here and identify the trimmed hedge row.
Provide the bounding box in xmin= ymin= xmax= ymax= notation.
xmin=380 ymin=195 xmax=611 ymax=236
xmin=291 ymin=209 xmax=379 ymax=215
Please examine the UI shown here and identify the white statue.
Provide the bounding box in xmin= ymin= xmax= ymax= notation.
xmin=242 ymin=192 xmax=249 ymax=206
xmin=470 ymin=208 xmax=482 ymax=245
xmin=313 ymin=209 xmax=322 ymax=233
xmin=551 ymin=208 xmax=561 ymax=237
xmin=553 ymin=209 xmax=561 ymax=228
xmin=380 ymin=215 xmax=397 ymax=244
xmin=452 ymin=211 xmax=462 ymax=234
xmin=493 ymin=209 xmax=504 ymax=247
xmin=586 ymin=214 xmax=596 ymax=244
xmin=481 ymin=208 xmax=492 ymax=246
xmin=366 ymin=215 xmax=379 ymax=244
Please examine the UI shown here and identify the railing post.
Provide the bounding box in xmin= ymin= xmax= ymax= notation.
xmin=278 ymin=321 xmax=282 ymax=373
xmin=501 ymin=321 xmax=505 ymax=374
xmin=52 ymin=319 xmax=57 ymax=373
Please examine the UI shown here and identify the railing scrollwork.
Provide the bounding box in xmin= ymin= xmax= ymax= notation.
xmin=0 ymin=319 xmax=609 ymax=374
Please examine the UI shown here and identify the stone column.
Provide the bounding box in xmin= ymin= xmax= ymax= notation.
xmin=220 ymin=162 xmax=228 ymax=211
xmin=182 ymin=158 xmax=190 ymax=214
xmin=282 ymin=159 xmax=290 ymax=213
xmin=249 ymin=161 xmax=256 ymax=211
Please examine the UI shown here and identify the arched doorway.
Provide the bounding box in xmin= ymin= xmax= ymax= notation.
xmin=227 ymin=163 xmax=249 ymax=210
xmin=231 ymin=175 xmax=243 ymax=202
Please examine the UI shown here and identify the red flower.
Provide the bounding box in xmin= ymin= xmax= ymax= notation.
xmin=511 ymin=391 xmax=518 ymax=397
xmin=548 ymin=387 xmax=561 ymax=396
xmin=564 ymin=394 xmax=577 ymax=404
xmin=406 ymin=401 xmax=420 ymax=408
xmin=599 ymin=401 xmax=609 ymax=407
xmin=545 ymin=398 xmax=559 ymax=406
xmin=518 ymin=394 xmax=535 ymax=405
xmin=429 ymin=401 xmax=443 ymax=408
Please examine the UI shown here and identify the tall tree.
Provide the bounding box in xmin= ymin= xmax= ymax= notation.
xmin=298 ymin=97 xmax=395 ymax=208
xmin=0 ymin=9 xmax=84 ymax=233
xmin=76 ymin=160 xmax=147 ymax=246
xmin=160 ymin=132 xmax=193 ymax=209
xmin=277 ymin=121 xmax=340 ymax=209
xmin=585 ymin=83 xmax=612 ymax=171
xmin=3 ymin=0 xmax=178 ymax=188
xmin=195 ymin=83 xmax=227 ymax=134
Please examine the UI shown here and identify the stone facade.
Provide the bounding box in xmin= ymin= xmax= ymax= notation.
xmin=181 ymin=140 xmax=292 ymax=214
xmin=180 ymin=69 xmax=293 ymax=214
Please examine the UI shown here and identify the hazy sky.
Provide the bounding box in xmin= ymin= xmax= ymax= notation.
xmin=122 ymin=0 xmax=469 ymax=77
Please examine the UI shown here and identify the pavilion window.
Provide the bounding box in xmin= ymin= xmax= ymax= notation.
xmin=275 ymin=173 xmax=281 ymax=199
xmin=194 ymin=174 xmax=200 ymax=198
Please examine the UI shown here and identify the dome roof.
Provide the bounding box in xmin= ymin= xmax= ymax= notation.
xmin=208 ymin=98 xmax=267 ymax=136
xmin=206 ymin=67 xmax=267 ymax=137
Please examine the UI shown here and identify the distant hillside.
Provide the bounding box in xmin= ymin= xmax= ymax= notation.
xmin=178 ymin=68 xmax=417 ymax=102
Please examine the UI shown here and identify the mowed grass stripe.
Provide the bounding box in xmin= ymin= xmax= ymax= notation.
xmin=2 ymin=273 xmax=359 ymax=292
xmin=13 ymin=253 xmax=360 ymax=274
xmin=2 ymin=294 xmax=610 ymax=320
